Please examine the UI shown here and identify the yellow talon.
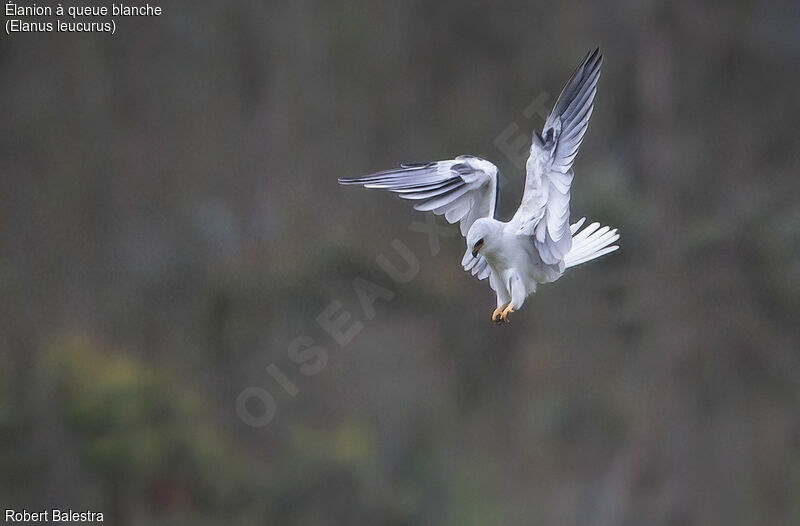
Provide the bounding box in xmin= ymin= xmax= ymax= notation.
xmin=500 ymin=304 xmax=515 ymax=323
xmin=492 ymin=304 xmax=507 ymax=324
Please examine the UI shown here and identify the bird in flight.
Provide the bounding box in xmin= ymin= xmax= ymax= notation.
xmin=339 ymin=48 xmax=619 ymax=325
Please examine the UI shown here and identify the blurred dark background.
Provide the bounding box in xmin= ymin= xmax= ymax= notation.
xmin=2 ymin=1 xmax=800 ymax=524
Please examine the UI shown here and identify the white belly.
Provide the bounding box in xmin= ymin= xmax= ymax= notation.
xmin=485 ymin=234 xmax=564 ymax=292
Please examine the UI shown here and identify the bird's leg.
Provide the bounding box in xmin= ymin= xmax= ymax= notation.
xmin=500 ymin=303 xmax=515 ymax=323
xmin=492 ymin=303 xmax=508 ymax=325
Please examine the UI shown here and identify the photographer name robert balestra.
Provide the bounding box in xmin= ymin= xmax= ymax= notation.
xmin=5 ymin=509 xmax=103 ymax=523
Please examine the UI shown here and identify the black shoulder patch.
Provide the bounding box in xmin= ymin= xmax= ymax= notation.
xmin=451 ymin=163 xmax=473 ymax=177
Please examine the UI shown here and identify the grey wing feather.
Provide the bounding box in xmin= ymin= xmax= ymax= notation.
xmin=338 ymin=156 xmax=499 ymax=237
xmin=510 ymin=48 xmax=603 ymax=265
xmin=544 ymin=48 xmax=603 ymax=176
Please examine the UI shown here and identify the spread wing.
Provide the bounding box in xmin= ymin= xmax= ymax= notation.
xmin=509 ymin=48 xmax=603 ymax=265
xmin=339 ymin=155 xmax=499 ymax=280
xmin=338 ymin=155 xmax=498 ymax=236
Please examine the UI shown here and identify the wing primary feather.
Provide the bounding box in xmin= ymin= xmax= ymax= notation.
xmin=414 ymin=185 xmax=473 ymax=212
xmin=396 ymin=180 xmax=463 ymax=199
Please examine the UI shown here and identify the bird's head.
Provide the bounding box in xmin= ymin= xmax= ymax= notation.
xmin=467 ymin=218 xmax=502 ymax=258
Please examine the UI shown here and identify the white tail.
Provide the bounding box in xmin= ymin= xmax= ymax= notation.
xmin=564 ymin=217 xmax=620 ymax=269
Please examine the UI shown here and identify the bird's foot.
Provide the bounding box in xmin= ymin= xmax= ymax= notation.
xmin=492 ymin=305 xmax=507 ymax=325
xmin=500 ymin=304 xmax=515 ymax=323
xmin=492 ymin=304 xmax=514 ymax=325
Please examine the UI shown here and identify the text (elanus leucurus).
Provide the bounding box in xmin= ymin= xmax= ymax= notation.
xmin=339 ymin=48 xmax=619 ymax=325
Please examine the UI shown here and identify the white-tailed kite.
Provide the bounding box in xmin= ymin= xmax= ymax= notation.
xmin=339 ymin=48 xmax=619 ymax=325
